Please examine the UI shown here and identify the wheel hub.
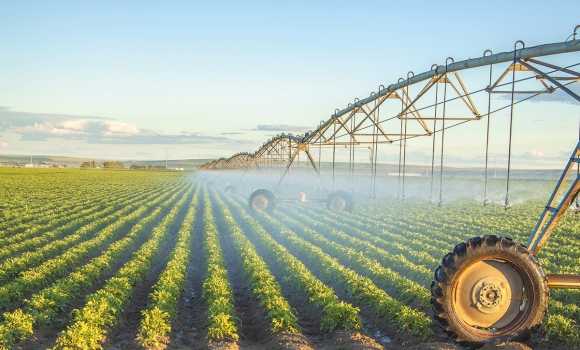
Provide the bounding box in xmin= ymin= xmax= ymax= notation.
xmin=252 ymin=195 xmax=269 ymax=210
xmin=478 ymin=283 xmax=503 ymax=308
xmin=453 ymin=260 xmax=524 ymax=328
xmin=330 ymin=197 xmax=346 ymax=212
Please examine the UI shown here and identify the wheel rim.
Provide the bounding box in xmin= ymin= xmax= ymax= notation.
xmin=252 ymin=194 xmax=269 ymax=210
xmin=453 ymin=259 xmax=526 ymax=331
xmin=330 ymin=196 xmax=346 ymax=212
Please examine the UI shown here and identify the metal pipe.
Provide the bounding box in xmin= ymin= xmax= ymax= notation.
xmin=546 ymin=274 xmax=580 ymax=289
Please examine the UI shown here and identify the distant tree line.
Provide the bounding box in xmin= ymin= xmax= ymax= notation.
xmin=80 ymin=161 xmax=98 ymax=169
xmin=80 ymin=161 xmax=167 ymax=170
xmin=103 ymin=161 xmax=126 ymax=169
xmin=129 ymin=164 xmax=167 ymax=170
xmin=81 ymin=161 xmax=126 ymax=169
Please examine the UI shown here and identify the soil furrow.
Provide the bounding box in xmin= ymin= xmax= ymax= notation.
xmin=171 ymin=191 xmax=208 ymax=349
xmin=212 ymin=199 xmax=271 ymax=347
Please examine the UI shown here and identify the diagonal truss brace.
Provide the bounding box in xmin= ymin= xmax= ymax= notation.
xmin=399 ymin=72 xmax=482 ymax=121
xmin=272 ymin=143 xmax=320 ymax=194
xmin=528 ymin=141 xmax=580 ymax=255
xmin=516 ymin=59 xmax=580 ymax=103
xmin=488 ymin=62 xmax=554 ymax=94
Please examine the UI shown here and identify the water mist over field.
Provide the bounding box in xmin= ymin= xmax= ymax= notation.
xmin=195 ymin=165 xmax=564 ymax=208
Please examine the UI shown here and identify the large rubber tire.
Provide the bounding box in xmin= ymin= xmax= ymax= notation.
xmin=431 ymin=235 xmax=548 ymax=349
xmin=326 ymin=191 xmax=353 ymax=213
xmin=224 ymin=185 xmax=237 ymax=194
xmin=248 ymin=189 xmax=275 ymax=212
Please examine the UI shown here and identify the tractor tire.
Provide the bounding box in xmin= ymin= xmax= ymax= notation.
xmin=431 ymin=235 xmax=548 ymax=349
xmin=224 ymin=185 xmax=237 ymax=194
xmin=327 ymin=191 xmax=353 ymax=213
xmin=249 ymin=189 xmax=275 ymax=212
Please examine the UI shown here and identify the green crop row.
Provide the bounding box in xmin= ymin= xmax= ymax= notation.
xmin=52 ymin=186 xmax=192 ymax=349
xmin=254 ymin=208 xmax=432 ymax=339
xmin=0 ymin=182 xmax=183 ymax=313
xmin=0 ymin=200 xmax=138 ymax=285
xmin=0 ymin=171 xmax=149 ymax=238
xmin=298 ymin=203 xmax=448 ymax=263
xmin=136 ymin=186 xmax=200 ymax=347
xmin=211 ymin=189 xmax=300 ymax=333
xmin=274 ymin=207 xmax=431 ymax=309
xmin=0 ymin=184 xmax=163 ymax=261
xmin=201 ymin=189 xmax=239 ymax=341
xmin=0 ymin=179 xmax=146 ymax=239
xmin=219 ymin=191 xmax=363 ymax=332
xmin=0 ymin=180 xmax=158 ymax=243
xmin=0 ymin=185 xmax=185 ymax=349
xmin=285 ymin=204 xmax=433 ymax=285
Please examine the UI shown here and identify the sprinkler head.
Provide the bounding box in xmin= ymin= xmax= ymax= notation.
xmin=438 ymin=199 xmax=444 ymax=207
xmin=483 ymin=198 xmax=490 ymax=206
xmin=504 ymin=199 xmax=511 ymax=210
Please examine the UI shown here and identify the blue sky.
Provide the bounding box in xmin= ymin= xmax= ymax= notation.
xmin=0 ymin=1 xmax=578 ymax=167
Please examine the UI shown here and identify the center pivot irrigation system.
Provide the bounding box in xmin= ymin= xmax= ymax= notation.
xmin=199 ymin=26 xmax=580 ymax=347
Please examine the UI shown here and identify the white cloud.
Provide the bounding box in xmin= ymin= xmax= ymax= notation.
xmin=61 ymin=120 xmax=88 ymax=131
xmin=102 ymin=121 xmax=141 ymax=135
xmin=0 ymin=107 xmax=253 ymax=145
xmin=0 ymin=141 xmax=8 ymax=148
xmin=18 ymin=122 xmax=81 ymax=136
xmin=526 ymin=149 xmax=562 ymax=159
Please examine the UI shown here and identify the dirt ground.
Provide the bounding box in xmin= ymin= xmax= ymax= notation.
xmin=94 ymin=329 xmax=570 ymax=350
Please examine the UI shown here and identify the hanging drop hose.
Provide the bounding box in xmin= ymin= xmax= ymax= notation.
xmin=352 ymin=110 xmax=356 ymax=193
xmin=297 ymin=151 xmax=300 ymax=177
xmin=288 ymin=139 xmax=292 ymax=185
xmin=439 ymin=59 xmax=453 ymax=207
xmin=483 ymin=49 xmax=493 ymax=206
xmin=332 ymin=113 xmax=337 ymax=191
xmin=401 ymin=72 xmax=413 ymax=201
xmin=369 ymin=109 xmax=375 ymax=198
xmin=429 ymin=69 xmax=439 ymax=203
xmin=349 ymin=103 xmax=356 ymax=193
xmin=396 ymin=78 xmax=406 ymax=201
xmin=574 ymin=116 xmax=580 ymax=215
xmin=373 ymin=88 xmax=382 ymax=199
xmin=398 ymin=116 xmax=403 ymax=200
xmin=369 ymin=92 xmax=378 ymax=198
xmin=505 ymin=41 xmax=524 ymax=210
xmin=397 ymin=78 xmax=404 ymax=200
xmin=318 ymin=121 xmax=322 ymax=192
xmin=402 ymin=117 xmax=408 ymax=201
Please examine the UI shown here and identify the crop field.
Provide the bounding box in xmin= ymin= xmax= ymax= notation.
xmin=1 ymin=168 xmax=580 ymax=349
